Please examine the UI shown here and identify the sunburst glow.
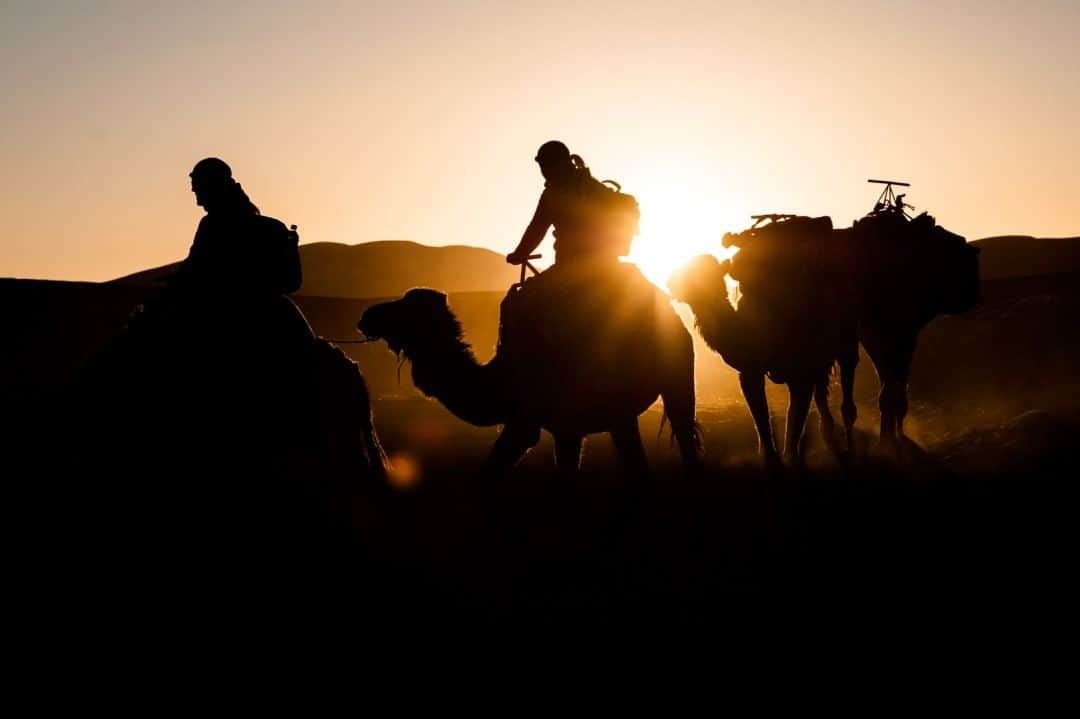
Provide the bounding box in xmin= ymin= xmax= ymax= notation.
xmin=624 ymin=176 xmax=744 ymax=291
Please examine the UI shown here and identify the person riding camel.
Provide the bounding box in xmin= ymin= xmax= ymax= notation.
xmin=119 ymin=158 xmax=315 ymax=406
xmin=506 ymin=140 xmax=637 ymax=271
xmin=498 ymin=141 xmax=647 ymax=361
xmin=175 ymin=157 xmax=301 ymax=300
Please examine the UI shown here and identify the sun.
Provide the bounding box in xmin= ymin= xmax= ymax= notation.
xmin=623 ymin=179 xmax=744 ymax=291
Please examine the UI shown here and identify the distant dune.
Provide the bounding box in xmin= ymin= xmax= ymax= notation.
xmin=972 ymin=235 xmax=1080 ymax=281
xmin=107 ymin=235 xmax=1080 ymax=298
xmin=110 ymin=240 xmax=520 ymax=298
xmin=6 ymin=230 xmax=1077 ymax=412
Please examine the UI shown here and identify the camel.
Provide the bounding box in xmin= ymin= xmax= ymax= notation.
xmin=668 ymin=243 xmax=858 ymax=466
xmin=357 ymin=265 xmax=703 ymax=478
xmin=68 ymin=295 xmax=388 ymax=489
xmin=825 ymin=211 xmax=981 ymax=449
xmin=670 ymin=210 xmax=979 ymax=463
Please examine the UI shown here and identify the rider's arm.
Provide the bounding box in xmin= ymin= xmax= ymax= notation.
xmin=511 ymin=190 xmax=553 ymax=258
xmin=169 ymin=216 xmax=213 ymax=290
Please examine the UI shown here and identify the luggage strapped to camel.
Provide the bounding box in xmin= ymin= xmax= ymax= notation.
xmin=588 ymin=179 xmax=640 ymax=259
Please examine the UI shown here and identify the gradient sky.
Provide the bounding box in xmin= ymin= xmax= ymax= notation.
xmin=2 ymin=0 xmax=1077 ymax=282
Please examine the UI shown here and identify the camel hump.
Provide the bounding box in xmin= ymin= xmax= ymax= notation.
xmin=497 ymin=262 xmax=664 ymax=376
xmin=728 ymin=215 xmax=835 ymax=299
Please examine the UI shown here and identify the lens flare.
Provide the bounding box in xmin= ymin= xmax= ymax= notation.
xmin=624 ymin=179 xmax=744 ymax=290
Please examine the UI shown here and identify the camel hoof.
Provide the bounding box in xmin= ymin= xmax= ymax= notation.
xmin=680 ymin=457 xmax=705 ymax=481
xmin=761 ymin=450 xmax=783 ymax=472
xmin=875 ymin=437 xmax=899 ymax=458
xmin=820 ymin=428 xmax=844 ymax=458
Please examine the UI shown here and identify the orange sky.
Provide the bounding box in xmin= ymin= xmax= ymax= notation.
xmin=2 ymin=0 xmax=1077 ymax=282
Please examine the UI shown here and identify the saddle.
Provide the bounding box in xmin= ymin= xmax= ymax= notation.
xmin=497 ymin=262 xmax=659 ymax=379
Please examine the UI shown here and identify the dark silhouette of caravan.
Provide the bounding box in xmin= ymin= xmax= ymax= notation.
xmin=357 ymin=141 xmax=699 ymax=480
xmin=835 ymin=206 xmax=981 ymax=448
xmin=68 ymin=159 xmax=386 ymax=486
xmin=358 ymin=264 xmax=702 ymax=479
xmin=671 ymin=187 xmax=980 ymax=463
xmin=670 ymin=214 xmax=857 ymax=465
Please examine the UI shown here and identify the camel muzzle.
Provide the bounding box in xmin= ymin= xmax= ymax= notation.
xmin=357 ymin=310 xmax=405 ymax=354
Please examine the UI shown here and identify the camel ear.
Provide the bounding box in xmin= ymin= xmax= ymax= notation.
xmin=426 ymin=289 xmax=449 ymax=309
xmin=405 ymin=287 xmax=449 ymax=307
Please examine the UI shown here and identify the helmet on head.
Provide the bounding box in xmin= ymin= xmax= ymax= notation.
xmin=535 ymin=140 xmax=571 ymax=165
xmin=190 ymin=157 xmax=233 ymax=184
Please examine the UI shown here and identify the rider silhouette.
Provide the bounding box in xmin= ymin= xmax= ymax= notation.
xmin=175 ymin=157 xmax=301 ymax=298
xmin=499 ymin=142 xmax=648 ymax=362
xmin=173 ymin=158 xmax=312 ymax=426
xmin=507 ymin=141 xmax=619 ymax=269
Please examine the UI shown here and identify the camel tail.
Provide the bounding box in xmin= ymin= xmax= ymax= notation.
xmin=657 ymin=409 xmax=703 ymax=445
xmin=652 ymin=405 xmax=704 ymax=455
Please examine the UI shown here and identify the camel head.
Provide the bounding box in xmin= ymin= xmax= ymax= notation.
xmin=358 ymin=288 xmax=464 ymax=358
xmin=909 ymin=214 xmax=982 ymax=314
xmin=854 ymin=212 xmax=981 ymax=316
xmin=721 ymin=229 xmax=748 ymax=249
xmin=668 ymin=254 xmax=732 ymax=306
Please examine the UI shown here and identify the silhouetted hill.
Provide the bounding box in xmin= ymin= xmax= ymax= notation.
xmin=110 ymin=240 xmax=520 ymax=298
xmin=298 ymin=242 xmax=521 ymax=298
xmin=973 ymin=235 xmax=1080 ymax=280
xmin=7 ymin=230 xmax=1080 ymax=425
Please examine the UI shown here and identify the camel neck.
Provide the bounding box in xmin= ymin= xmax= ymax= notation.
xmin=407 ymin=337 xmax=506 ymax=427
xmin=683 ymin=287 xmax=750 ymax=371
xmin=688 ymin=289 xmax=738 ymax=354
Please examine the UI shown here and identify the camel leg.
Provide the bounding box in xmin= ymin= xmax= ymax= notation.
xmin=783 ymin=382 xmax=814 ymax=466
xmin=893 ymin=382 xmax=910 ymax=456
xmin=814 ymin=373 xmax=840 ymax=456
xmin=878 ymin=370 xmax=912 ymax=455
xmin=661 ymin=382 xmax=704 ymax=478
xmin=862 ymin=328 xmax=898 ymax=452
xmin=483 ymin=423 xmax=540 ymax=477
xmin=892 ymin=341 xmax=916 ymax=448
xmin=878 ymin=383 xmax=896 ymax=449
xmin=871 ymin=349 xmax=898 ymax=450
xmin=739 ymin=372 xmax=780 ymax=466
xmin=610 ymin=419 xmax=650 ymax=483
xmin=839 ymin=348 xmax=859 ymax=456
xmin=878 ymin=379 xmax=908 ymax=456
xmin=553 ymin=433 xmax=584 ymax=480
xmin=894 ymin=385 xmax=909 ymax=440
xmin=659 ymin=326 xmax=704 ymax=476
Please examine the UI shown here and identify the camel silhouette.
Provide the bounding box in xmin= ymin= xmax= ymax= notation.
xmin=68 ymin=295 xmax=387 ymax=492
xmin=358 ymin=266 xmax=703 ymax=479
xmin=669 ymin=242 xmax=857 ymax=466
xmin=671 ymin=210 xmax=979 ymax=462
xmin=826 ymin=211 xmax=981 ymax=450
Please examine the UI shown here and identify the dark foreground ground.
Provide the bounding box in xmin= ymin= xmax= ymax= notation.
xmin=12 ymin=397 xmax=1077 ymax=635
